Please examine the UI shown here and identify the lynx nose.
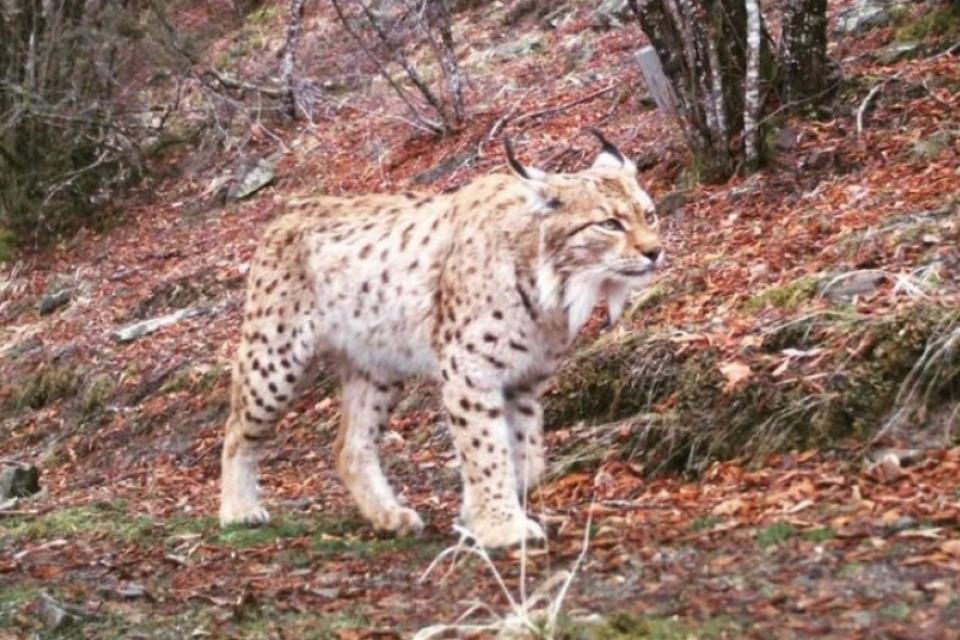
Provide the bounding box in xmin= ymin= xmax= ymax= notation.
xmin=642 ymin=247 xmax=662 ymax=263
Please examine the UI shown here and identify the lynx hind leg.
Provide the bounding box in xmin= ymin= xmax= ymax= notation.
xmin=220 ymin=237 xmax=316 ymax=527
xmin=334 ymin=372 xmax=423 ymax=535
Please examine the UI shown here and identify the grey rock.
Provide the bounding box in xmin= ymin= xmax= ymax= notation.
xmin=836 ymin=0 xmax=898 ymax=34
xmin=36 ymin=593 xmax=83 ymax=630
xmin=875 ymin=40 xmax=922 ymax=64
xmin=590 ymin=0 xmax=630 ymax=30
xmin=228 ymin=156 xmax=277 ymax=201
xmin=657 ymin=191 xmax=689 ymax=217
xmin=411 ymin=150 xmax=477 ymax=186
xmin=818 ymin=271 xmax=887 ymax=302
xmin=38 ymin=289 xmax=72 ymax=315
xmin=0 ymin=463 xmax=40 ymax=499
xmin=111 ymin=306 xmax=208 ymax=343
xmin=492 ymin=33 xmax=544 ymax=61
xmin=909 ymin=130 xmax=954 ymax=162
xmin=772 ymin=126 xmax=800 ymax=152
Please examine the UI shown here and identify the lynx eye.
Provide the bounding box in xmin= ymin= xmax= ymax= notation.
xmin=598 ymin=218 xmax=626 ymax=232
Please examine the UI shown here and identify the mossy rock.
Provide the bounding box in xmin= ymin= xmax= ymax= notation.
xmin=744 ymin=275 xmax=820 ymax=312
xmin=8 ymin=364 xmax=82 ymax=411
xmin=548 ymin=304 xmax=960 ymax=475
xmin=544 ymin=332 xmax=683 ymax=428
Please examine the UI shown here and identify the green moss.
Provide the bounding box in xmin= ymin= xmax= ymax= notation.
xmin=559 ymin=612 xmax=740 ymax=639
xmin=81 ymin=374 xmax=116 ymax=418
xmin=803 ymin=527 xmax=836 ymax=543
xmin=757 ymin=522 xmax=796 ymax=549
xmin=218 ymin=516 xmax=310 ymax=547
xmin=895 ymin=8 xmax=960 ymax=41
xmin=0 ymin=227 xmax=15 ymax=262
xmin=623 ymin=284 xmax=667 ymax=322
xmin=545 ymin=333 xmax=681 ymax=427
xmin=161 ymin=364 xmax=228 ymax=395
xmin=690 ymin=516 xmax=721 ymax=532
xmin=549 ymin=303 xmax=959 ymax=477
xmin=744 ymin=276 xmax=819 ymax=312
xmin=1 ymin=503 xmax=154 ymax=545
xmin=0 ymin=583 xmax=40 ymax=627
xmin=312 ymin=534 xmax=441 ymax=560
xmin=10 ymin=364 xmax=81 ymax=410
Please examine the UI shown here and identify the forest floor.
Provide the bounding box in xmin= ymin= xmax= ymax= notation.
xmin=1 ymin=0 xmax=959 ymax=638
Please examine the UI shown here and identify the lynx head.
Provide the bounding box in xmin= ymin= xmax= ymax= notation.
xmin=506 ymin=130 xmax=664 ymax=333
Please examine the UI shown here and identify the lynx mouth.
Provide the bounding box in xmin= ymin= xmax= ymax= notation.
xmin=616 ymin=265 xmax=655 ymax=277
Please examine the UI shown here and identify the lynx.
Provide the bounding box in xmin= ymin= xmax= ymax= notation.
xmin=220 ymin=132 xmax=664 ymax=548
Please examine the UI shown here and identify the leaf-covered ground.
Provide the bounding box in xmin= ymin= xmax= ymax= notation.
xmin=1 ymin=0 xmax=959 ymax=637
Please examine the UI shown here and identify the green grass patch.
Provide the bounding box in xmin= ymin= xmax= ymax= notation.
xmin=879 ymin=601 xmax=911 ymax=621
xmin=757 ymin=521 xmax=796 ymax=549
xmin=311 ymin=533 xmax=441 ymax=560
xmin=802 ymin=527 xmax=835 ymax=543
xmin=895 ymin=7 xmax=960 ymax=41
xmin=559 ymin=612 xmax=741 ymax=639
xmin=690 ymin=515 xmax=721 ymax=532
xmin=1 ymin=503 xmax=155 ymax=545
xmin=0 ymin=227 xmax=15 ymax=263
xmin=81 ymin=374 xmax=116 ymax=418
xmin=0 ymin=583 xmax=41 ymax=628
xmin=744 ymin=275 xmax=819 ymax=312
xmin=218 ymin=517 xmax=310 ymax=547
xmin=9 ymin=364 xmax=82 ymax=410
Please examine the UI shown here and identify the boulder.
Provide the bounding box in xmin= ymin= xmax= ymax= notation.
xmin=817 ymin=271 xmax=887 ymax=302
xmin=836 ymin=0 xmax=902 ymax=34
xmin=492 ymin=33 xmax=544 ymax=60
xmin=228 ymin=156 xmax=277 ymax=201
xmin=111 ymin=306 xmax=208 ymax=343
xmin=589 ymin=0 xmax=631 ymax=30
xmin=0 ymin=463 xmax=40 ymax=499
xmin=37 ymin=289 xmax=72 ymax=315
xmin=875 ymin=40 xmax=922 ymax=64
xmin=909 ymin=130 xmax=954 ymax=163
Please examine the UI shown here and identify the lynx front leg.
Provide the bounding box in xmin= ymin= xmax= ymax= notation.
xmin=441 ymin=377 xmax=544 ymax=548
xmin=335 ymin=372 xmax=423 ymax=535
xmin=505 ymin=390 xmax=546 ymax=496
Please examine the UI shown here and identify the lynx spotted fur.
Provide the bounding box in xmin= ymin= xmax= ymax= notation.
xmin=220 ymin=133 xmax=664 ymax=548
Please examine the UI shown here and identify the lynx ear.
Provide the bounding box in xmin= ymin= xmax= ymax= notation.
xmin=504 ymin=136 xmax=546 ymax=182
xmin=588 ymin=128 xmax=635 ymax=172
xmin=503 ymin=136 xmax=562 ymax=214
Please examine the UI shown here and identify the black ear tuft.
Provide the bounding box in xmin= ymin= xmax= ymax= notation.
xmin=504 ymin=136 xmax=531 ymax=180
xmin=588 ymin=128 xmax=626 ymax=165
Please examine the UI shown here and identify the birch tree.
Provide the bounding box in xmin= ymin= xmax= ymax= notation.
xmin=630 ymin=0 xmax=830 ymax=182
xmin=280 ymin=0 xmax=308 ymax=119
xmin=743 ymin=0 xmax=762 ymax=169
xmin=628 ymin=0 xmax=747 ymax=182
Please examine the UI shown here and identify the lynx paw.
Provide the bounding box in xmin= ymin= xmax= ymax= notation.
xmin=374 ymin=507 xmax=424 ymax=536
xmin=470 ymin=512 xmax=545 ymax=548
xmin=220 ymin=501 xmax=271 ymax=528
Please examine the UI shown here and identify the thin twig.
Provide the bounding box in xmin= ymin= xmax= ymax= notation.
xmin=511 ymin=84 xmax=618 ymax=129
xmin=857 ymin=74 xmax=900 ymax=137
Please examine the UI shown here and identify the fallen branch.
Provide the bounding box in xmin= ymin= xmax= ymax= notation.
xmin=511 ymin=84 xmax=617 ymax=129
xmin=857 ymin=74 xmax=900 ymax=137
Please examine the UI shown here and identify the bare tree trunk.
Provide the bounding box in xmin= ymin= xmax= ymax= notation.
xmin=426 ymin=0 xmax=464 ymax=126
xmin=329 ymin=0 xmax=444 ymax=133
xmin=779 ymin=0 xmax=828 ymax=106
xmin=280 ymin=0 xmax=307 ymax=119
xmin=354 ymin=0 xmax=449 ymax=128
xmin=743 ymin=0 xmax=761 ymax=168
xmin=629 ymin=0 xmax=745 ymax=182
